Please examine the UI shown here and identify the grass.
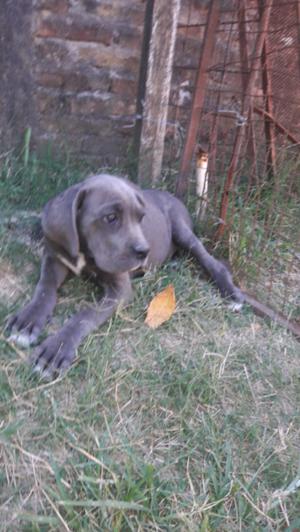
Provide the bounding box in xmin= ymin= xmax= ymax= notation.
xmin=1 ymin=151 xmax=300 ymax=530
xmin=197 ymin=159 xmax=300 ymax=321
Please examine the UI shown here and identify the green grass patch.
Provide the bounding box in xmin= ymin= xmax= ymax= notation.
xmin=0 ymin=151 xmax=300 ymax=530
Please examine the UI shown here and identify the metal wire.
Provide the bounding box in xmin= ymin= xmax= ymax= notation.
xmin=167 ymin=0 xmax=300 ymax=321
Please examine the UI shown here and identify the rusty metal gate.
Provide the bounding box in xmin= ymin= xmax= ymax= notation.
xmin=159 ymin=0 xmax=300 ymax=328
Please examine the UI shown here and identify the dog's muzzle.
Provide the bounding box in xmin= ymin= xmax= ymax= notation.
xmin=131 ymin=242 xmax=150 ymax=261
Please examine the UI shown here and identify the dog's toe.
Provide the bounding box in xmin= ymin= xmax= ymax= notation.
xmin=228 ymin=300 xmax=243 ymax=312
xmin=30 ymin=334 xmax=76 ymax=380
xmin=9 ymin=329 xmax=39 ymax=348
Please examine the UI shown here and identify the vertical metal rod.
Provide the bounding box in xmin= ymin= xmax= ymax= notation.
xmin=175 ymin=0 xmax=220 ymax=199
xmin=238 ymin=0 xmax=249 ymax=94
xmin=210 ymin=16 xmax=235 ymax=207
xmin=214 ymin=0 xmax=274 ymax=241
xmin=238 ymin=0 xmax=257 ymax=169
xmin=297 ymin=0 xmax=300 ymax=74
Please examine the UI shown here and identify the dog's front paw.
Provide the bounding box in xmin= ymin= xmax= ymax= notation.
xmin=7 ymin=304 xmax=45 ymax=347
xmin=226 ymin=286 xmax=244 ymax=312
xmin=30 ymin=334 xmax=76 ymax=379
xmin=215 ymin=266 xmax=244 ymax=310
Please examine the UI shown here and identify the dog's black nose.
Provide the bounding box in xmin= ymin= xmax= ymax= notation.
xmin=131 ymin=243 xmax=150 ymax=260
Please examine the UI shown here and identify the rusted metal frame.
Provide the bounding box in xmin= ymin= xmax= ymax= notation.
xmin=259 ymin=0 xmax=276 ymax=180
xmin=215 ymin=0 xmax=274 ymax=241
xmin=178 ymin=17 xmax=258 ymax=28
xmin=238 ymin=0 xmax=250 ymax=93
xmin=261 ymin=47 xmax=276 ymax=180
xmin=175 ymin=0 xmax=220 ymax=199
xmin=209 ymin=15 xmax=235 ymax=213
xmin=238 ymin=0 xmax=257 ymax=172
xmin=297 ymin=0 xmax=300 ymax=74
xmin=253 ymin=106 xmax=300 ymax=145
xmin=169 ymin=0 xmax=193 ymax=166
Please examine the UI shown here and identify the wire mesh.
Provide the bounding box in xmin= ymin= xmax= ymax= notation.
xmin=167 ymin=0 xmax=300 ymax=322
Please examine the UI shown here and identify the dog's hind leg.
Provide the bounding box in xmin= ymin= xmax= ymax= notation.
xmin=171 ymin=216 xmax=244 ymax=306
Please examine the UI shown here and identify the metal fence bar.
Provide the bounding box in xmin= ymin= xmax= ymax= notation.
xmin=175 ymin=0 xmax=220 ymax=199
xmin=259 ymin=0 xmax=277 ymax=180
xmin=215 ymin=0 xmax=274 ymax=241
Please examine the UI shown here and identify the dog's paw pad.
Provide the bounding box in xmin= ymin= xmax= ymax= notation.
xmin=9 ymin=331 xmax=38 ymax=348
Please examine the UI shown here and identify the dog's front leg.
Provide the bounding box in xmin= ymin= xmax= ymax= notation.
xmin=7 ymin=252 xmax=68 ymax=347
xmin=172 ymin=223 xmax=244 ymax=306
xmin=30 ymin=273 xmax=132 ymax=379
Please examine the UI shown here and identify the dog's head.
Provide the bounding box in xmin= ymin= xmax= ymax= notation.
xmin=42 ymin=174 xmax=150 ymax=274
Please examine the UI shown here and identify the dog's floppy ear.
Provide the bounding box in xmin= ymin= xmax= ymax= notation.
xmin=42 ymin=183 xmax=85 ymax=262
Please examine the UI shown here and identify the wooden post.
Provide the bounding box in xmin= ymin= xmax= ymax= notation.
xmin=137 ymin=0 xmax=181 ymax=186
xmin=132 ymin=0 xmax=155 ymax=172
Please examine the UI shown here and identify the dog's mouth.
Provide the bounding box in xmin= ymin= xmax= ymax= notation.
xmin=85 ymin=248 xmax=148 ymax=275
xmin=129 ymin=262 xmax=147 ymax=273
xmin=122 ymin=256 xmax=148 ymax=274
xmin=131 ymin=253 xmax=149 ymax=269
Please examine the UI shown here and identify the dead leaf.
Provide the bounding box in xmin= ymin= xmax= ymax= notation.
xmin=145 ymin=284 xmax=176 ymax=329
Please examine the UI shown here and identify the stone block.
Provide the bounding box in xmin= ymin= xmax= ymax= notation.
xmin=70 ymin=93 xmax=135 ymax=117
xmin=34 ymin=11 xmax=141 ymax=47
xmin=94 ymin=2 xmax=145 ymax=25
xmin=36 ymin=67 xmax=111 ymax=92
xmin=80 ymin=133 xmax=128 ymax=157
xmin=111 ymin=76 xmax=136 ymax=96
xmin=77 ymin=42 xmax=140 ymax=73
xmin=35 ymin=12 xmax=113 ymax=44
xmin=34 ymin=38 xmax=72 ymax=68
xmin=33 ymin=0 xmax=69 ymax=14
xmin=36 ymin=87 xmax=72 ymax=115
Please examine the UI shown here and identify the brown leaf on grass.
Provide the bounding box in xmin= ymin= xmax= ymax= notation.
xmin=145 ymin=284 xmax=176 ymax=329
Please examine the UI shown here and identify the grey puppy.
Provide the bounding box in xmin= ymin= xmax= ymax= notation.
xmin=8 ymin=174 xmax=244 ymax=378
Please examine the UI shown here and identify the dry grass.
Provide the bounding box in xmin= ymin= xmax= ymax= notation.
xmin=1 ymin=247 xmax=300 ymax=530
xmin=0 ymin=157 xmax=300 ymax=531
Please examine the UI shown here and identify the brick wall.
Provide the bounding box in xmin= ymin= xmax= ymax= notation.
xmin=1 ymin=0 xmax=147 ymax=165
xmin=32 ymin=0 xmax=147 ymax=164
xmin=2 ymin=1 xmax=297 ymax=168
xmin=0 ymin=0 xmax=210 ymax=166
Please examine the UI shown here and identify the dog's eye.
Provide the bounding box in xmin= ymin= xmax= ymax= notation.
xmin=103 ymin=213 xmax=118 ymax=224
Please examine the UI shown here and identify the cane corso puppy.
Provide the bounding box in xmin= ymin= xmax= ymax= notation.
xmin=8 ymin=174 xmax=244 ymax=378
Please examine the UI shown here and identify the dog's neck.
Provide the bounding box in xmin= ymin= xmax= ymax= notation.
xmin=56 ymin=251 xmax=86 ymax=276
xmin=46 ymin=238 xmax=87 ymax=276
